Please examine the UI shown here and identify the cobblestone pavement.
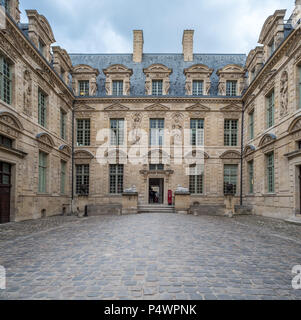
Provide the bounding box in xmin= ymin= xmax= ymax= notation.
xmin=0 ymin=213 xmax=301 ymax=300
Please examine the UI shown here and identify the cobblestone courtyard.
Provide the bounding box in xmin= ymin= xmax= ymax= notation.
xmin=0 ymin=212 xmax=301 ymax=300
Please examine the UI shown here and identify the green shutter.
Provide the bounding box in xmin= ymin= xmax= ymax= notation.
xmin=267 ymin=153 xmax=275 ymax=193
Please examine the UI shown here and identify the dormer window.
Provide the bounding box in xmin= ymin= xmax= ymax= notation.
xmin=79 ymin=80 xmax=89 ymax=96
xmin=192 ymin=80 xmax=203 ymax=96
xmin=38 ymin=39 xmax=46 ymax=56
xmin=268 ymin=39 xmax=275 ymax=57
xmin=152 ymin=80 xmax=163 ymax=96
xmin=226 ymin=80 xmax=237 ymax=96
xmin=112 ymin=80 xmax=124 ymax=96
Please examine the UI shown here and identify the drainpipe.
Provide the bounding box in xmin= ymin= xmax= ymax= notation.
xmin=240 ymin=101 xmax=245 ymax=206
xmin=71 ymin=100 xmax=75 ymax=213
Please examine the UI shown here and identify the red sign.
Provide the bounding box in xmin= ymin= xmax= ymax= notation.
xmin=168 ymin=190 xmax=173 ymax=206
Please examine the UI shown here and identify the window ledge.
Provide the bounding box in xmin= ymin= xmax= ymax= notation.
xmin=263 ymin=193 xmax=277 ymax=197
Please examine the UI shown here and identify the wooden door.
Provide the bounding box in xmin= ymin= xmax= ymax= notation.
xmin=0 ymin=162 xmax=11 ymax=224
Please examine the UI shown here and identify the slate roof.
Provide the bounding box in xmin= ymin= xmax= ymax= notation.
xmin=69 ymin=53 xmax=247 ymax=97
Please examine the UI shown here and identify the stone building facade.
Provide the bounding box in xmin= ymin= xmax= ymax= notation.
xmin=1 ymin=0 xmax=301 ymax=223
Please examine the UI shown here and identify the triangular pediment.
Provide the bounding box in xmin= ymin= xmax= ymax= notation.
xmin=143 ymin=64 xmax=172 ymax=74
xmin=74 ymin=104 xmax=95 ymax=111
xmin=145 ymin=104 xmax=170 ymax=111
xmin=220 ymin=104 xmax=242 ymax=112
xmin=186 ymin=103 xmax=210 ymax=111
xmin=104 ymin=103 xmax=130 ymax=111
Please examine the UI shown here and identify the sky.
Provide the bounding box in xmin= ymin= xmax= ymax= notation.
xmin=19 ymin=0 xmax=295 ymax=55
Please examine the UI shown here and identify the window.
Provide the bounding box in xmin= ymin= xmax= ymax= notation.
xmin=109 ymin=164 xmax=124 ymax=194
xmin=0 ymin=134 xmax=12 ymax=149
xmin=226 ymin=81 xmax=237 ymax=96
xmin=76 ymin=164 xmax=89 ymax=195
xmin=190 ymin=119 xmax=204 ymax=146
xmin=60 ymin=109 xmax=67 ymax=140
xmin=38 ymin=39 xmax=46 ymax=56
xmin=110 ymin=119 xmax=124 ymax=146
xmin=60 ymin=161 xmax=66 ymax=194
xmin=78 ymin=80 xmax=89 ymax=96
xmin=224 ymin=164 xmax=238 ymax=195
xmin=38 ymin=151 xmax=47 ymax=193
xmin=267 ymin=152 xmax=274 ymax=193
xmin=0 ymin=162 xmax=11 ymax=186
xmin=38 ymin=90 xmax=47 ymax=127
xmin=266 ymin=90 xmax=275 ymax=128
xmin=248 ymin=160 xmax=254 ymax=194
xmin=112 ymin=80 xmax=123 ymax=96
xmin=149 ymin=164 xmax=164 ymax=171
xmin=224 ymin=120 xmax=238 ymax=146
xmin=192 ymin=80 xmax=203 ymax=96
xmin=77 ymin=119 xmax=90 ymax=146
xmin=189 ymin=165 xmax=204 ymax=194
xmin=249 ymin=111 xmax=254 ymax=140
xmin=0 ymin=56 xmax=12 ymax=105
xmin=150 ymin=119 xmax=164 ymax=146
xmin=299 ymin=66 xmax=301 ymax=109
xmin=152 ymin=80 xmax=163 ymax=96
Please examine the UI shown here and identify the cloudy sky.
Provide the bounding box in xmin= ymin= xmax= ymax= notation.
xmin=20 ymin=0 xmax=294 ymax=55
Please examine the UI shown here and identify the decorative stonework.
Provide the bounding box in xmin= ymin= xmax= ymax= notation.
xmin=104 ymin=103 xmax=130 ymax=111
xmin=23 ymin=69 xmax=32 ymax=116
xmin=186 ymin=103 xmax=210 ymax=111
xmin=74 ymin=150 xmax=94 ymax=160
xmin=103 ymin=64 xmax=133 ymax=96
xmin=220 ymin=151 xmax=241 ymax=159
xmin=259 ymin=133 xmax=276 ymax=149
xmin=216 ymin=64 xmax=245 ymax=96
xmin=280 ymin=70 xmax=288 ymax=117
xmin=71 ymin=64 xmax=100 ymax=96
xmin=144 ymin=103 xmax=170 ymax=111
xmin=184 ymin=64 xmax=213 ymax=95
xmin=143 ymin=64 xmax=172 ymax=96
xmin=59 ymin=145 xmax=71 ymax=157
xmin=36 ymin=133 xmax=55 ymax=153
xmin=0 ymin=112 xmax=23 ymax=139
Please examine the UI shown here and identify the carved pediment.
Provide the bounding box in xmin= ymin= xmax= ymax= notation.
xmin=186 ymin=103 xmax=210 ymax=111
xmin=74 ymin=150 xmax=94 ymax=159
xmin=36 ymin=133 xmax=55 ymax=148
xmin=103 ymin=64 xmax=133 ymax=76
xmin=145 ymin=104 xmax=170 ymax=111
xmin=220 ymin=151 xmax=241 ymax=159
xmin=74 ymin=104 xmax=95 ymax=112
xmin=220 ymin=104 xmax=242 ymax=112
xmin=244 ymin=145 xmax=256 ymax=156
xmin=217 ymin=64 xmax=245 ymax=75
xmin=184 ymin=64 xmax=214 ymax=75
xmin=143 ymin=64 xmax=172 ymax=74
xmin=38 ymin=15 xmax=56 ymax=43
xmin=245 ymin=94 xmax=255 ymax=107
xmin=0 ymin=112 xmax=23 ymax=131
xmin=104 ymin=103 xmax=130 ymax=111
xmin=259 ymin=133 xmax=276 ymax=148
xmin=59 ymin=145 xmax=71 ymax=157
xmin=288 ymin=116 xmax=301 ymax=134
xmin=72 ymin=64 xmax=99 ymax=75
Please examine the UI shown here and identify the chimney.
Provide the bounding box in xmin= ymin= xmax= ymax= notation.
xmin=182 ymin=30 xmax=194 ymax=62
xmin=133 ymin=30 xmax=144 ymax=63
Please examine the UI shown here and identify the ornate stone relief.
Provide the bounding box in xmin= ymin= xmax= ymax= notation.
xmin=220 ymin=151 xmax=241 ymax=159
xmin=280 ymin=70 xmax=288 ymax=118
xmin=23 ymin=69 xmax=32 ymax=116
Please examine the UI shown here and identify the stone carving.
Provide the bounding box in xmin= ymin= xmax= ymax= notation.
xmin=259 ymin=133 xmax=276 ymax=147
xmin=90 ymin=80 xmax=97 ymax=96
xmin=185 ymin=81 xmax=191 ymax=95
xmin=205 ymin=82 xmax=211 ymax=95
xmin=23 ymin=70 xmax=32 ymax=116
xmin=105 ymin=81 xmax=110 ymax=95
xmin=124 ymin=81 xmax=130 ymax=95
xmin=280 ymin=71 xmax=288 ymax=117
xmin=131 ymin=113 xmax=143 ymax=145
xmin=218 ymin=82 xmax=225 ymax=95
xmin=220 ymin=151 xmax=241 ymax=159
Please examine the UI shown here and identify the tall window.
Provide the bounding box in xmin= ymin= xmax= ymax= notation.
xmin=267 ymin=152 xmax=275 ymax=193
xmin=0 ymin=134 xmax=12 ymax=149
xmin=189 ymin=165 xmax=204 ymax=194
xmin=249 ymin=111 xmax=254 ymax=140
xmin=0 ymin=56 xmax=12 ymax=105
xmin=192 ymin=80 xmax=203 ymax=96
xmin=224 ymin=120 xmax=238 ymax=146
xmin=109 ymin=164 xmax=124 ymax=194
xmin=60 ymin=160 xmax=66 ymax=194
xmin=78 ymin=80 xmax=89 ymax=96
xmin=110 ymin=119 xmax=124 ymax=146
xmin=38 ymin=151 xmax=47 ymax=193
xmin=266 ymin=90 xmax=275 ymax=128
xmin=77 ymin=119 xmax=90 ymax=146
xmin=3 ymin=0 xmax=10 ymax=13
xmin=150 ymin=119 xmax=164 ymax=146
xmin=112 ymin=80 xmax=123 ymax=96
xmin=152 ymin=80 xmax=163 ymax=96
xmin=224 ymin=164 xmax=238 ymax=195
xmin=299 ymin=66 xmax=301 ymax=109
xmin=76 ymin=164 xmax=89 ymax=195
xmin=60 ymin=109 xmax=67 ymax=140
xmin=248 ymin=160 xmax=254 ymax=194
xmin=38 ymin=90 xmax=47 ymax=127
xmin=190 ymin=119 xmax=204 ymax=146
xmin=226 ymin=81 xmax=237 ymax=96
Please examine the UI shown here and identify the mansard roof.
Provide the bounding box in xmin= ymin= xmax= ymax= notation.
xmin=69 ymin=53 xmax=246 ymax=97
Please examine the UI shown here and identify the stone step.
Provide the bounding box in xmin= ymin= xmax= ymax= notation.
xmin=285 ymin=215 xmax=301 ymax=225
xmin=138 ymin=205 xmax=175 ymax=213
